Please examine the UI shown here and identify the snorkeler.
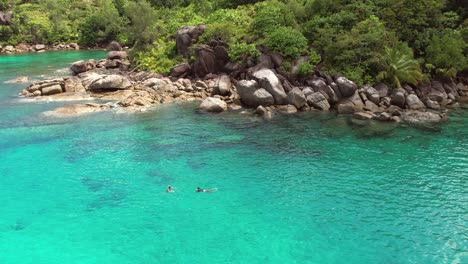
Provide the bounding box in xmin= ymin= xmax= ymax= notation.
xmin=166 ymin=186 xmax=174 ymax=192
xmin=195 ymin=187 xmax=217 ymax=193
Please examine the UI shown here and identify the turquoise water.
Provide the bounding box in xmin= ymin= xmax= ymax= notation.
xmin=0 ymin=52 xmax=467 ymax=264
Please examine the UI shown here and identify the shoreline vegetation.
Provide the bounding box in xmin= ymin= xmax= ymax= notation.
xmin=1 ymin=0 xmax=467 ymax=125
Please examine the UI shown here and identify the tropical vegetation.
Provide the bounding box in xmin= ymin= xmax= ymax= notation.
xmin=0 ymin=0 xmax=466 ymax=86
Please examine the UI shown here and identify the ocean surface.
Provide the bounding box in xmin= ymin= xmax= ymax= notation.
xmin=0 ymin=51 xmax=466 ymax=264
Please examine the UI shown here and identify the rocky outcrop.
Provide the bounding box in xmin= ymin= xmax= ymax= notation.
xmin=1 ymin=42 xmax=80 ymax=54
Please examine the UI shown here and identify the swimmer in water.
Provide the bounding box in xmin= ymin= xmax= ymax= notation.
xmin=166 ymin=186 xmax=174 ymax=192
xmin=196 ymin=187 xmax=217 ymax=193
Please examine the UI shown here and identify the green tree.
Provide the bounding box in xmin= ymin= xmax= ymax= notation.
xmin=124 ymin=0 xmax=157 ymax=48
xmin=425 ymin=29 xmax=467 ymax=79
xmin=376 ymin=42 xmax=423 ymax=88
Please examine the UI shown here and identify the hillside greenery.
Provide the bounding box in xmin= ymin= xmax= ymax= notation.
xmin=0 ymin=0 xmax=467 ymax=86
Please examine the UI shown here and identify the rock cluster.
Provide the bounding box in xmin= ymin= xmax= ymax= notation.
xmin=0 ymin=43 xmax=79 ymax=54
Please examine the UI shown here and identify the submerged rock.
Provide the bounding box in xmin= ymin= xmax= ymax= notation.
xmin=400 ymin=110 xmax=447 ymax=125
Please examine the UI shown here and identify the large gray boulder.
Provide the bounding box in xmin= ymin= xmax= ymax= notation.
xmin=287 ymin=87 xmax=307 ymax=109
xmin=199 ymin=97 xmax=227 ymax=113
xmin=169 ymin=63 xmax=191 ymax=78
xmin=390 ymin=89 xmax=406 ymax=108
xmin=309 ymin=78 xmax=327 ymax=92
xmin=406 ymin=94 xmax=425 ymax=110
xmin=213 ymin=75 xmax=231 ymax=96
xmin=107 ymin=41 xmax=122 ymax=51
xmin=70 ymin=60 xmax=95 ymax=74
xmin=88 ymin=74 xmax=132 ymax=91
xmin=252 ymin=68 xmax=287 ymax=104
xmin=107 ymin=51 xmax=128 ymax=60
xmin=364 ymin=86 xmax=380 ymax=105
xmin=375 ymin=83 xmax=389 ymax=98
xmin=336 ymin=91 xmax=364 ymax=114
xmin=335 ymin=76 xmax=357 ymax=98
xmin=236 ymin=80 xmax=274 ymax=107
xmin=307 ymin=92 xmax=330 ymax=110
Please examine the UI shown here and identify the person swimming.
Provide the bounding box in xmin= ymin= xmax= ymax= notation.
xmin=166 ymin=185 xmax=174 ymax=192
xmin=196 ymin=187 xmax=217 ymax=193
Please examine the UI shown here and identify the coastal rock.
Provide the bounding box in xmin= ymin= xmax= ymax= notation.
xmin=425 ymin=99 xmax=440 ymax=110
xmin=307 ymin=92 xmax=330 ymax=111
xmin=41 ymin=84 xmax=63 ymax=95
xmin=118 ymin=91 xmax=155 ymax=107
xmin=22 ymin=79 xmax=64 ymax=96
xmin=277 ymin=104 xmax=298 ymax=114
xmin=107 ymin=41 xmax=122 ymax=51
xmin=63 ymin=76 xmax=86 ymax=93
xmin=252 ymin=68 xmax=287 ymax=105
xmin=236 ymin=80 xmax=274 ymax=107
xmin=213 ymin=75 xmax=231 ymax=96
xmin=70 ymin=60 xmax=95 ymax=74
xmin=287 ymin=87 xmax=307 ymax=109
xmin=199 ymin=97 xmax=227 ymax=113
xmin=335 ymin=76 xmax=357 ymax=98
xmin=375 ymin=83 xmax=389 ymax=98
xmin=309 ymin=78 xmax=327 ymax=92
xmin=176 ymin=25 xmax=206 ymax=58
xmin=169 ymin=63 xmax=191 ymax=78
xmin=108 ymin=51 xmax=128 ymax=60
xmin=406 ymin=94 xmax=425 ymax=110
xmin=4 ymin=45 xmax=15 ymax=53
xmin=193 ymin=45 xmax=217 ymax=78
xmin=34 ymin=44 xmax=46 ymax=51
xmin=88 ymin=74 xmax=132 ymax=91
xmin=256 ymin=54 xmax=274 ymax=69
xmin=336 ymin=91 xmax=364 ymax=114
xmin=390 ymin=90 xmax=406 ymax=108
xmin=363 ymin=100 xmax=382 ymax=112
xmin=353 ymin=111 xmax=375 ymax=120
xmin=68 ymin=43 xmax=79 ymax=50
xmin=364 ymin=86 xmax=380 ymax=105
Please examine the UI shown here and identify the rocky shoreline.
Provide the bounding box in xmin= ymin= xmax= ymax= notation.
xmin=0 ymin=42 xmax=81 ymax=54
xmin=16 ymin=36 xmax=468 ymax=125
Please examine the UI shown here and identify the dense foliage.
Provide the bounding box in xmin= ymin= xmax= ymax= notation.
xmin=0 ymin=0 xmax=466 ymax=85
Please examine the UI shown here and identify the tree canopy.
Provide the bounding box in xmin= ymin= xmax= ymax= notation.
xmin=0 ymin=0 xmax=466 ymax=86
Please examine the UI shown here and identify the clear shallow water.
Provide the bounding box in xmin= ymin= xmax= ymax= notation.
xmin=0 ymin=52 xmax=467 ymax=264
